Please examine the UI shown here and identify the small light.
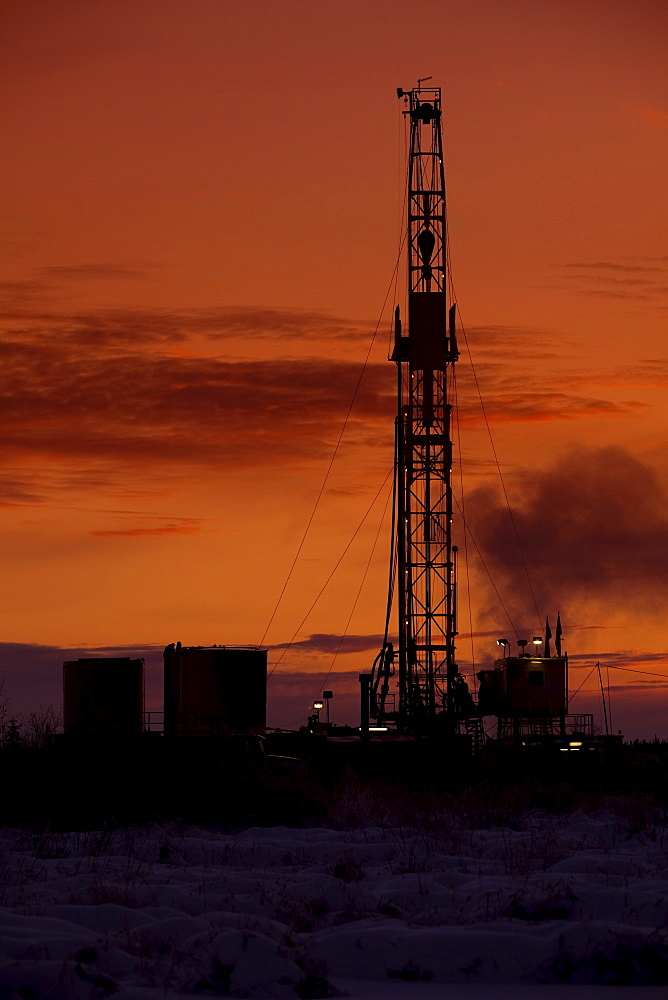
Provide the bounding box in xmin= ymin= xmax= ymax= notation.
xmin=569 ymin=741 xmax=582 ymax=747
xmin=313 ymin=701 xmax=323 ymax=710
xmin=367 ymin=726 xmax=388 ymax=732
xmin=532 ymin=636 xmax=542 ymax=645
xmin=496 ymin=639 xmax=508 ymax=647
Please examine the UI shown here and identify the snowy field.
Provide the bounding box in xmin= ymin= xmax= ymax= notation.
xmin=1 ymin=806 xmax=667 ymax=998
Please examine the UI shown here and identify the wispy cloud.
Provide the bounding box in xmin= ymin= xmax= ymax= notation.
xmin=0 ymin=472 xmax=46 ymax=506
xmin=38 ymin=264 xmax=154 ymax=281
xmin=622 ymin=101 xmax=668 ymax=131
xmin=458 ymin=391 xmax=645 ymax=425
xmin=0 ymin=297 xmax=372 ymax=349
xmin=0 ymin=304 xmax=662 ymax=504
xmin=91 ymin=517 xmax=204 ymax=537
xmin=0 ymin=349 xmax=392 ymax=468
xmin=267 ymin=632 xmax=387 ymax=655
xmin=548 ymin=258 xmax=668 ymax=307
xmin=0 ymin=279 xmax=54 ymax=309
xmin=562 ymin=261 xmax=664 ymax=274
xmin=568 ymin=649 xmax=668 ymax=670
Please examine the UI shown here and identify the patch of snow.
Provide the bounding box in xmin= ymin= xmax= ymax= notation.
xmin=0 ymin=810 xmax=666 ymax=996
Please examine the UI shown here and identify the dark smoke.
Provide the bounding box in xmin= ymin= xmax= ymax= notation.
xmin=466 ymin=446 xmax=668 ymax=620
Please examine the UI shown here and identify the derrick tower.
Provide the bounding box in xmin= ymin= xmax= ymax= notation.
xmin=370 ymin=84 xmax=475 ymax=733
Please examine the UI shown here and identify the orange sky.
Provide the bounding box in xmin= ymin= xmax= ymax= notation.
xmin=1 ymin=0 xmax=667 ymax=737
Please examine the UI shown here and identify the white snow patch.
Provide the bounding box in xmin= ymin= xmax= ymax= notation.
xmin=0 ymin=810 xmax=666 ymax=997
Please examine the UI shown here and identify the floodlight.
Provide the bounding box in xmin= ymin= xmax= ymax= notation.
xmin=313 ymin=701 xmax=323 ymax=710
xmin=532 ymin=636 xmax=542 ymax=645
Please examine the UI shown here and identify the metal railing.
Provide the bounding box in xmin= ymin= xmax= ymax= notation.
xmin=496 ymin=714 xmax=594 ymax=739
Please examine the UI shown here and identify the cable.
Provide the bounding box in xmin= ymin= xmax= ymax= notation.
xmin=383 ymin=420 xmax=399 ymax=646
xmin=600 ymin=663 xmax=668 ymax=680
xmin=388 ymin=112 xmax=409 ymax=357
xmin=567 ymin=661 xmax=668 ymax=706
xmin=260 ymin=248 xmax=405 ymax=648
xmin=451 ymin=365 xmax=477 ymax=692
xmin=267 ymin=120 xmax=408 ymax=666
xmin=445 ymin=233 xmax=543 ymax=630
xmin=267 ymin=469 xmax=393 ymax=677
xmin=452 ymin=493 xmax=519 ymax=638
xmin=315 ymin=474 xmax=394 ymax=699
xmin=568 ymin=663 xmax=598 ymax=704
xmin=607 ymin=664 xmax=612 ymax=733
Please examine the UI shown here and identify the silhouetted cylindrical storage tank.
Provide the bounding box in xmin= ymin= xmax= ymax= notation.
xmin=63 ymin=657 xmax=145 ymax=736
xmin=163 ymin=644 xmax=267 ymax=736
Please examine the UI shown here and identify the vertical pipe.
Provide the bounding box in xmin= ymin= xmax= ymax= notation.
xmin=606 ymin=665 xmax=613 ymax=734
xmin=359 ymin=674 xmax=371 ymax=740
xmin=597 ymin=662 xmax=609 ymax=736
xmin=396 ymin=381 xmax=407 ymax=725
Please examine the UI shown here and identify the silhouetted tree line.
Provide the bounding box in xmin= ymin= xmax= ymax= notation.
xmin=0 ymin=681 xmax=62 ymax=749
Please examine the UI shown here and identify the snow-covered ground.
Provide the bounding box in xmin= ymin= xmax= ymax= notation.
xmin=1 ymin=807 xmax=667 ymax=998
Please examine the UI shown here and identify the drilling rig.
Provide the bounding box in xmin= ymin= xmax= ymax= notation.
xmin=365 ymin=84 xmax=481 ymax=744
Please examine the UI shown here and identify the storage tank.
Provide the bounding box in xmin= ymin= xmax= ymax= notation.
xmin=163 ymin=644 xmax=267 ymax=737
xmin=63 ymin=657 xmax=145 ymax=736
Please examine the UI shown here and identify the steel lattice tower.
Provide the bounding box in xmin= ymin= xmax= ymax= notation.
xmin=369 ymin=85 xmax=476 ymax=733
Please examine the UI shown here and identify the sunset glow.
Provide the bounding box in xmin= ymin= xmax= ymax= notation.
xmin=1 ymin=0 xmax=667 ymax=737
